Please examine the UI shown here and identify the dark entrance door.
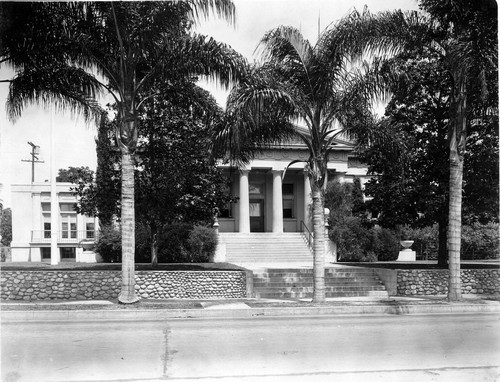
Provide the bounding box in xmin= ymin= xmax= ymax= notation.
xmin=249 ymin=199 xmax=264 ymax=232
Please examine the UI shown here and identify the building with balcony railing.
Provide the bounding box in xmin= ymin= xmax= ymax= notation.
xmin=10 ymin=183 xmax=98 ymax=263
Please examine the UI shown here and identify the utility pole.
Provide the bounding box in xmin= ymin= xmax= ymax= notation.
xmin=21 ymin=141 xmax=44 ymax=183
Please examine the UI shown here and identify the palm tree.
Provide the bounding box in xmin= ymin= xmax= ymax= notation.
xmin=1 ymin=1 xmax=245 ymax=303
xmin=335 ymin=2 xmax=497 ymax=301
xmin=217 ymin=24 xmax=378 ymax=303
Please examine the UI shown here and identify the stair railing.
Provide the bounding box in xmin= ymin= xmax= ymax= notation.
xmin=300 ymin=220 xmax=313 ymax=249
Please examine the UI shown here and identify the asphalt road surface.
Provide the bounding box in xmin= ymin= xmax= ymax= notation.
xmin=2 ymin=313 xmax=500 ymax=382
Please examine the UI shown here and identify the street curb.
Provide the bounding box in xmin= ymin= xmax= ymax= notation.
xmin=2 ymin=303 xmax=500 ymax=321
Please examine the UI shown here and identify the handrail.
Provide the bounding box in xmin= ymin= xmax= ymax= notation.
xmin=300 ymin=220 xmax=313 ymax=249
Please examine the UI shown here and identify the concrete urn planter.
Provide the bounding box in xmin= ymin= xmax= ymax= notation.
xmin=80 ymin=240 xmax=95 ymax=250
xmin=398 ymin=240 xmax=416 ymax=261
xmin=400 ymin=240 xmax=414 ymax=251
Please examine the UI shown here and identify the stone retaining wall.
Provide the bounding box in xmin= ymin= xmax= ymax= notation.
xmin=397 ymin=269 xmax=500 ymax=296
xmin=1 ymin=270 xmax=250 ymax=301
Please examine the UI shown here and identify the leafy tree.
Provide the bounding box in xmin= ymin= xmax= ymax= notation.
xmin=56 ymin=166 xmax=94 ymax=183
xmin=362 ymin=54 xmax=451 ymax=266
xmin=91 ymin=115 xmax=121 ymax=226
xmin=54 ymin=166 xmax=98 ymax=217
xmin=462 ymin=118 xmax=499 ymax=225
xmin=1 ymin=1 xmax=244 ymax=303
xmin=135 ymin=81 xmax=231 ymax=266
xmin=217 ymin=14 xmax=400 ymax=301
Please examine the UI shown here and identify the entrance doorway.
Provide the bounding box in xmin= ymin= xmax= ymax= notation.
xmin=249 ymin=199 xmax=264 ymax=232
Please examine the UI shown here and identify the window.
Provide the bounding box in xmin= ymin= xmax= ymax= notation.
xmin=86 ymin=222 xmax=95 ymax=239
xmin=283 ymin=183 xmax=294 ymax=218
xmin=60 ymin=203 xmax=76 ymax=212
xmin=41 ymin=203 xmax=51 ymax=212
xmin=61 ymin=215 xmax=77 ymax=239
xmin=44 ymin=222 xmax=51 ymax=239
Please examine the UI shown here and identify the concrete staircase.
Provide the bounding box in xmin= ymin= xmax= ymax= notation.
xmin=220 ymin=233 xmax=312 ymax=267
xmin=252 ymin=267 xmax=388 ymax=299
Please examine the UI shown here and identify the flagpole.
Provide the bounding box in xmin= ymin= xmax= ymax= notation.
xmin=50 ymin=106 xmax=59 ymax=265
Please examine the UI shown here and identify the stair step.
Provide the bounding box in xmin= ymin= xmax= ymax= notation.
xmin=255 ymin=286 xmax=386 ymax=293
xmin=256 ymin=291 xmax=389 ymax=299
xmin=251 ymin=265 xmax=388 ymax=299
xmin=254 ymin=282 xmax=383 ymax=287
xmin=254 ymin=272 xmax=379 ymax=277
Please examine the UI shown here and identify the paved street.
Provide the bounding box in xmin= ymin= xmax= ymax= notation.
xmin=2 ymin=313 xmax=500 ymax=382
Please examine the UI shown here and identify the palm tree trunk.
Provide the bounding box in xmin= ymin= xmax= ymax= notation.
xmin=311 ymin=184 xmax=325 ymax=303
xmin=118 ymin=151 xmax=139 ymax=304
xmin=447 ymin=72 xmax=467 ymax=302
xmin=448 ymin=143 xmax=464 ymax=301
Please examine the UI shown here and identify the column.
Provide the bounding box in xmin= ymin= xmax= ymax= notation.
xmin=32 ymin=192 xmax=42 ymax=261
xmin=238 ymin=169 xmax=250 ymax=233
xmin=32 ymin=192 xmax=42 ymax=235
xmin=303 ymin=170 xmax=312 ymax=230
xmin=272 ymin=170 xmax=283 ymax=233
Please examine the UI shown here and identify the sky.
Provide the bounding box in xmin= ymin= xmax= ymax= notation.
xmin=0 ymin=0 xmax=419 ymax=207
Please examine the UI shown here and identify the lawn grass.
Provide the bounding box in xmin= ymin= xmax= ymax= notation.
xmin=338 ymin=260 xmax=499 ymax=269
xmin=1 ymin=260 xmax=497 ymax=271
xmin=0 ymin=262 xmax=247 ymax=271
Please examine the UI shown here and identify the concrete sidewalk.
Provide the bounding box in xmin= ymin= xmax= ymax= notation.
xmin=2 ymin=294 xmax=500 ymax=321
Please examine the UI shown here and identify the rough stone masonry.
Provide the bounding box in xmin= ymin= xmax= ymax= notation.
xmin=1 ymin=270 xmax=249 ymax=301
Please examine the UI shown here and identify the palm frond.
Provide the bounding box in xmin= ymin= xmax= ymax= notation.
xmin=323 ymin=7 xmax=434 ymax=65
xmin=184 ymin=0 xmax=236 ymax=26
xmin=6 ymin=65 xmax=104 ymax=124
xmin=171 ymin=33 xmax=247 ymax=90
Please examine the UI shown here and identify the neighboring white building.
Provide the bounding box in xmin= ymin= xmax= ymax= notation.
xmin=10 ymin=183 xmax=98 ymax=263
xmin=217 ymin=138 xmax=369 ymax=233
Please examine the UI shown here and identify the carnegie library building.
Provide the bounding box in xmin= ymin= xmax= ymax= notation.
xmin=217 ymin=136 xmax=369 ymax=234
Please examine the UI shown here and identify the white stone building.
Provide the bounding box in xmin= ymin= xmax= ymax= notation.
xmin=10 ymin=183 xmax=98 ymax=263
xmin=217 ymin=138 xmax=369 ymax=233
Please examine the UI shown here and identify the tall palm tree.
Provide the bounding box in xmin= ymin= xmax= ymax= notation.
xmin=217 ymin=24 xmax=378 ymax=303
xmin=334 ymin=2 xmax=497 ymax=301
xmin=1 ymin=1 xmax=245 ymax=303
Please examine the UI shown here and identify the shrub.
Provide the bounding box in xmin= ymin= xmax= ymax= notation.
xmin=462 ymin=222 xmax=499 ymax=260
xmin=157 ymin=223 xmax=217 ymax=263
xmin=95 ymin=225 xmax=122 ymax=263
xmin=330 ymin=216 xmax=375 ymax=262
xmin=372 ymin=227 xmax=399 ymax=261
xmin=186 ymin=225 xmax=218 ymax=263
xmin=158 ymin=223 xmax=192 ymax=263
xmin=135 ymin=223 xmax=152 ymax=263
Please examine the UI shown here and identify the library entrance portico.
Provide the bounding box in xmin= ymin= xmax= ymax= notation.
xmin=216 ymin=142 xmax=368 ymax=234
xmin=217 ymin=166 xmax=312 ymax=233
